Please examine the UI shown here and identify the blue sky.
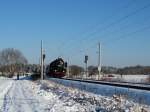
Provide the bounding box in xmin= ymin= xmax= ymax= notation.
xmin=0 ymin=0 xmax=150 ymax=67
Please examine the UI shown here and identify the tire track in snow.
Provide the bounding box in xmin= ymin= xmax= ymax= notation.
xmin=0 ymin=80 xmax=14 ymax=112
xmin=1 ymin=80 xmax=39 ymax=112
xmin=2 ymin=81 xmax=14 ymax=112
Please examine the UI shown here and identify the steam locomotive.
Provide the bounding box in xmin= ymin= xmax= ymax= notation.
xmin=46 ymin=58 xmax=67 ymax=78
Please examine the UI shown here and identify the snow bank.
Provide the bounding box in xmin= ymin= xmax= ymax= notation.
xmin=31 ymin=81 xmax=87 ymax=112
xmin=49 ymin=78 xmax=150 ymax=106
xmin=0 ymin=76 xmax=11 ymax=80
xmin=32 ymin=80 xmax=150 ymax=112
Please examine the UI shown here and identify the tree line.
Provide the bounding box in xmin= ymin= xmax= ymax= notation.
xmin=0 ymin=48 xmax=150 ymax=78
xmin=68 ymin=65 xmax=150 ymax=77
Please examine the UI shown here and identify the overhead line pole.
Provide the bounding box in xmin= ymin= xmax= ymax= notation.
xmin=41 ymin=40 xmax=43 ymax=80
xmin=67 ymin=58 xmax=70 ymax=78
xmin=98 ymin=42 xmax=101 ymax=80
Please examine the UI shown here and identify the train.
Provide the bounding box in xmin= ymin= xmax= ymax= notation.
xmin=46 ymin=58 xmax=67 ymax=78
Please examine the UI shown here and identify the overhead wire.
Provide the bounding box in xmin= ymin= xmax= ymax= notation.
xmin=58 ymin=0 xmax=136 ymax=54
xmin=68 ymin=23 xmax=150 ymax=66
xmin=82 ymin=14 xmax=150 ymax=52
xmin=56 ymin=1 xmax=150 ymax=66
xmin=67 ymin=2 xmax=150 ymax=54
xmin=69 ymin=21 xmax=150 ymax=65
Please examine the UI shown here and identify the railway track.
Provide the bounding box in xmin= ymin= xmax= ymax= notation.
xmin=58 ymin=78 xmax=150 ymax=91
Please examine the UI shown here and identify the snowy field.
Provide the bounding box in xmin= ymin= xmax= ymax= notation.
xmin=0 ymin=76 xmax=150 ymax=112
xmin=72 ymin=74 xmax=150 ymax=83
xmin=112 ymin=74 xmax=150 ymax=83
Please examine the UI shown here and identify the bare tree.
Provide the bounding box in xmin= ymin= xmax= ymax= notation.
xmin=0 ymin=48 xmax=27 ymax=65
xmin=0 ymin=48 xmax=28 ymax=77
xmin=69 ymin=65 xmax=84 ymax=77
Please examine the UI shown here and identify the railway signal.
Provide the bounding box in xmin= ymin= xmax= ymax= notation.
xmin=43 ymin=54 xmax=46 ymax=60
xmin=84 ymin=55 xmax=88 ymax=79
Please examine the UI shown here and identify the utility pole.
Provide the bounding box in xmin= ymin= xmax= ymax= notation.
xmin=98 ymin=42 xmax=101 ymax=80
xmin=67 ymin=58 xmax=70 ymax=78
xmin=84 ymin=55 xmax=88 ymax=79
xmin=86 ymin=60 xmax=88 ymax=79
xmin=41 ymin=40 xmax=43 ymax=80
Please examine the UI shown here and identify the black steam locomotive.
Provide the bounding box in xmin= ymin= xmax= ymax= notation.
xmin=46 ymin=58 xmax=67 ymax=78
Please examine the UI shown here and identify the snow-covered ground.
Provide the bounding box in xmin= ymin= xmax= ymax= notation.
xmin=49 ymin=78 xmax=150 ymax=105
xmin=112 ymin=74 xmax=150 ymax=83
xmin=70 ymin=74 xmax=150 ymax=83
xmin=36 ymin=80 xmax=150 ymax=112
xmin=0 ymin=78 xmax=13 ymax=110
xmin=0 ymin=78 xmax=51 ymax=112
xmin=0 ymin=76 xmax=150 ymax=112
